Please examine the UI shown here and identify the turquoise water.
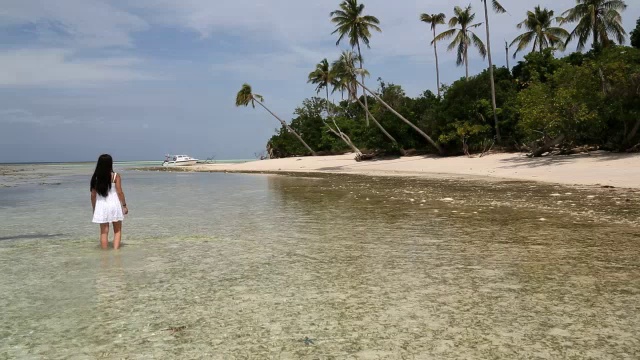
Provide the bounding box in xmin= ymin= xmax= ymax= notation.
xmin=1 ymin=165 xmax=639 ymax=358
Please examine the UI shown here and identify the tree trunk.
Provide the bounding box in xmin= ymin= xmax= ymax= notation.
xmin=356 ymin=41 xmax=369 ymax=127
xmin=433 ymin=27 xmax=441 ymax=98
xmin=325 ymin=87 xmax=331 ymax=117
xmin=483 ymin=1 xmax=501 ymax=142
xmin=348 ymin=87 xmax=398 ymax=145
xmin=327 ymin=122 xmax=362 ymax=157
xmin=592 ymin=20 xmax=598 ymax=49
xmin=539 ymin=36 xmax=543 ymax=52
xmin=254 ymin=98 xmax=317 ymax=156
xmin=356 ymin=79 xmax=444 ymax=155
xmin=626 ymin=119 xmax=640 ymax=145
xmin=325 ymin=87 xmax=363 ymax=157
xmin=465 ymin=41 xmax=469 ymax=80
xmin=505 ymin=41 xmax=510 ymax=70
xmin=528 ymin=134 xmax=565 ymax=157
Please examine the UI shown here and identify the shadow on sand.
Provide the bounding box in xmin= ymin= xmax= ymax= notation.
xmin=497 ymin=151 xmax=638 ymax=169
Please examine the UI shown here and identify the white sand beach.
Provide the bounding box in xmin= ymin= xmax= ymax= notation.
xmin=188 ymin=151 xmax=640 ymax=189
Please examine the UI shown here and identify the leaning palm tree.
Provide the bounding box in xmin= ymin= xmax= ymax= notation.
xmin=332 ymin=51 xmax=399 ymax=147
xmin=434 ymin=5 xmax=486 ymax=80
xmin=480 ymin=0 xmax=506 ymax=142
xmin=330 ymin=0 xmax=381 ymax=126
xmin=338 ymin=57 xmax=443 ymax=154
xmin=308 ymin=59 xmax=363 ymax=158
xmin=420 ymin=13 xmax=446 ymax=98
xmin=235 ymin=83 xmax=316 ymax=156
xmin=511 ymin=6 xmax=570 ymax=56
xmin=562 ymin=0 xmax=627 ymax=51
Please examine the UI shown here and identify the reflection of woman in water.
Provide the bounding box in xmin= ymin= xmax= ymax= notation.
xmin=91 ymin=154 xmax=128 ymax=249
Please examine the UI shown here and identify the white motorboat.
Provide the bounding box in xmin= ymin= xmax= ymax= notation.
xmin=162 ymin=154 xmax=199 ymax=167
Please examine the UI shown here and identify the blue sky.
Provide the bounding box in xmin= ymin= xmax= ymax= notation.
xmin=1 ymin=0 xmax=638 ymax=162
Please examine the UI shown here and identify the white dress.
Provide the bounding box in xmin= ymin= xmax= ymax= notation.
xmin=92 ymin=173 xmax=124 ymax=224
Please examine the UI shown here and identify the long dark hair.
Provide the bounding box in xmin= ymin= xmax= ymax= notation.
xmin=90 ymin=154 xmax=113 ymax=197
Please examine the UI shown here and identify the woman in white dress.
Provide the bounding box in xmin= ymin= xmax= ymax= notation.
xmin=91 ymin=154 xmax=128 ymax=249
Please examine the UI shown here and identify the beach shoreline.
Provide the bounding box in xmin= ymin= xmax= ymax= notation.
xmin=139 ymin=151 xmax=640 ymax=189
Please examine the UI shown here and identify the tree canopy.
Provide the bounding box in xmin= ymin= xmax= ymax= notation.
xmin=631 ymin=17 xmax=640 ymax=49
xmin=266 ymin=47 xmax=640 ymax=158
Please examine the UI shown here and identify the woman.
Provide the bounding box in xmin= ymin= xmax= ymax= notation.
xmin=90 ymin=154 xmax=128 ymax=249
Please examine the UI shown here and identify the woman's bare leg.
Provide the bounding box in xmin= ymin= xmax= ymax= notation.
xmin=100 ymin=223 xmax=109 ymax=249
xmin=113 ymin=221 xmax=122 ymax=250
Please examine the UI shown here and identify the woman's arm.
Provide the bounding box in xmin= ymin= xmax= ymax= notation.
xmin=91 ymin=189 xmax=97 ymax=212
xmin=115 ymin=174 xmax=128 ymax=214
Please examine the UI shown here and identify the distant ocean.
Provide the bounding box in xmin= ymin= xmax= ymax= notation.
xmin=0 ymin=159 xmax=254 ymax=167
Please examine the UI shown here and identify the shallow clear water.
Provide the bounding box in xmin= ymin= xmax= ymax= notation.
xmin=1 ymin=165 xmax=639 ymax=359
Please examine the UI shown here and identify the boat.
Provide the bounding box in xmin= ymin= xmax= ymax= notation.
xmin=162 ymin=154 xmax=199 ymax=167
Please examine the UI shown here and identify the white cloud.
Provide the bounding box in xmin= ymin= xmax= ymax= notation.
xmin=211 ymin=44 xmax=332 ymax=81
xmin=146 ymin=0 xmax=639 ymax=68
xmin=0 ymin=49 xmax=155 ymax=87
xmin=129 ymin=0 xmax=332 ymax=42
xmin=0 ymin=0 xmax=147 ymax=48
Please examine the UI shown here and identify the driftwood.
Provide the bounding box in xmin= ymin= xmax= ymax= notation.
xmin=559 ymin=145 xmax=599 ymax=155
xmin=627 ymin=143 xmax=640 ymax=153
xmin=527 ymin=134 xmax=565 ymax=157
xmin=357 ymin=153 xmax=376 ymax=161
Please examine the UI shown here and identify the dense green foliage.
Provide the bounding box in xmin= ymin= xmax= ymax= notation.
xmin=267 ymin=47 xmax=640 ymax=157
xmin=632 ymin=17 xmax=640 ymax=49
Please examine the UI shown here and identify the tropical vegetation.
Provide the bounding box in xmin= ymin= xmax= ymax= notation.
xmin=632 ymin=17 xmax=640 ymax=48
xmin=234 ymin=1 xmax=638 ymax=159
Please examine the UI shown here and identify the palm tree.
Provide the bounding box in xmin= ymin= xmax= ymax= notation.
xmin=480 ymin=0 xmax=506 ymax=142
xmin=330 ymin=0 xmax=381 ymax=126
xmin=420 ymin=13 xmax=447 ymax=98
xmin=434 ymin=5 xmax=486 ymax=80
xmin=308 ymin=59 xmax=335 ymax=114
xmin=562 ymin=0 xmax=627 ymax=51
xmin=511 ymin=6 xmax=570 ymax=56
xmin=331 ymin=51 xmax=398 ymax=146
xmin=235 ymin=83 xmax=317 ymax=156
xmin=308 ymin=59 xmax=363 ymax=157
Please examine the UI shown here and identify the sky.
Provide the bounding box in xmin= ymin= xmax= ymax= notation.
xmin=1 ymin=0 xmax=638 ymax=162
